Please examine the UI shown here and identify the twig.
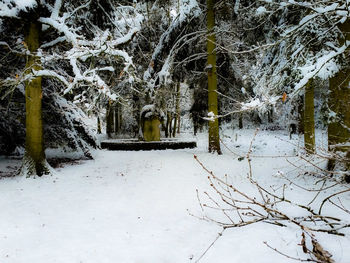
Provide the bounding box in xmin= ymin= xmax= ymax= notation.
xmin=195 ymin=229 xmax=225 ymax=263
xmin=319 ymin=188 xmax=350 ymax=215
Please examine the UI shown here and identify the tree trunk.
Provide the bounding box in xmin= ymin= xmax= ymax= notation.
xmin=328 ymin=21 xmax=350 ymax=155
xmin=169 ymin=112 xmax=173 ymax=138
xmin=177 ymin=84 xmax=181 ymax=134
xmin=106 ymin=100 xmax=115 ymax=138
xmin=23 ymin=21 xmax=48 ymax=176
xmin=238 ymin=113 xmax=243 ymax=129
xmin=114 ymin=103 xmax=122 ymax=135
xmin=268 ymin=108 xmax=273 ymax=123
xmin=97 ymin=116 xmax=102 ymax=134
xmin=173 ymin=82 xmax=180 ymax=137
xmin=165 ymin=111 xmax=171 ymax=138
xmin=304 ymin=79 xmax=315 ymax=154
xmin=328 ymin=68 xmax=350 ymax=150
xmin=207 ymin=0 xmax=221 ymax=154
xmin=298 ymin=94 xmax=304 ymax=134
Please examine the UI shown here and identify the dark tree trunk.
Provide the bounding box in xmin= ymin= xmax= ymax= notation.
xmin=106 ymin=100 xmax=115 ymax=138
xmin=238 ymin=113 xmax=243 ymax=129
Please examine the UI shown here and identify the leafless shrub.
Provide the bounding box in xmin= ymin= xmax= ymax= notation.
xmin=192 ymin=130 xmax=350 ymax=263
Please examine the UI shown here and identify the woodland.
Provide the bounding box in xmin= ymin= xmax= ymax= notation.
xmin=1 ymin=0 xmax=350 ymax=262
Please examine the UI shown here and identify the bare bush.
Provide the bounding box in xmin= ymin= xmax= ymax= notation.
xmin=192 ymin=130 xmax=350 ymax=263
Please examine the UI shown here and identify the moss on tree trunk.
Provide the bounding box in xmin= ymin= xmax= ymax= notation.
xmin=327 ymin=20 xmax=350 ymax=173
xmin=328 ymin=21 xmax=350 ymax=153
xmin=304 ymin=79 xmax=315 ymax=154
xmin=23 ymin=21 xmax=48 ymax=176
xmin=207 ymin=0 xmax=221 ymax=154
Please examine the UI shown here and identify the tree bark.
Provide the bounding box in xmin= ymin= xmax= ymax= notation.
xmin=114 ymin=103 xmax=122 ymax=135
xmin=207 ymin=0 xmax=221 ymax=154
xmin=97 ymin=116 xmax=102 ymax=134
xmin=24 ymin=21 xmax=47 ymax=176
xmin=328 ymin=20 xmax=350 ymax=154
xmin=173 ymin=82 xmax=180 ymax=137
xmin=169 ymin=112 xmax=173 ymax=138
xmin=238 ymin=113 xmax=243 ymax=129
xmin=297 ymin=94 xmax=304 ymax=134
xmin=304 ymin=79 xmax=315 ymax=154
xmin=106 ymin=100 xmax=115 ymax=138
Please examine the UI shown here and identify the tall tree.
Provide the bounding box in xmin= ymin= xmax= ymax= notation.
xmin=22 ymin=6 xmax=49 ymax=176
xmin=207 ymin=0 xmax=221 ymax=154
xmin=304 ymin=79 xmax=315 ymax=154
xmin=106 ymin=100 xmax=115 ymax=138
xmin=172 ymin=82 xmax=180 ymax=137
xmin=1 ymin=0 xmax=139 ymax=176
xmin=328 ymin=20 xmax=350 ymax=167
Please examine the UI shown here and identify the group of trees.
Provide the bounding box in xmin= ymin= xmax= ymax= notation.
xmin=1 ymin=0 xmax=141 ymax=175
xmin=1 ymin=0 xmax=350 ymax=177
xmin=247 ymin=0 xmax=350 ymax=172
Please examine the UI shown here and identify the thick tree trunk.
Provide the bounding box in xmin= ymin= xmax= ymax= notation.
xmin=207 ymin=0 xmax=221 ymax=154
xmin=23 ymin=21 xmax=48 ymax=176
xmin=328 ymin=20 xmax=350 ymax=173
xmin=328 ymin=21 xmax=350 ymax=154
xmin=304 ymin=79 xmax=315 ymax=154
xmin=328 ymin=69 xmax=350 ymax=150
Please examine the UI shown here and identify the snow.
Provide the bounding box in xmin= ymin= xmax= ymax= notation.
xmin=141 ymin=104 xmax=156 ymax=115
xmin=39 ymin=17 xmax=79 ymax=45
xmin=0 ymin=0 xmax=37 ymax=18
xmin=234 ymin=0 xmax=240 ymax=14
xmin=292 ymin=41 xmax=349 ymax=93
xmin=256 ymin=6 xmax=267 ymax=15
xmin=314 ymin=3 xmax=339 ymax=14
xmin=40 ymin=36 xmax=66 ymax=49
xmin=0 ymin=130 xmax=349 ymax=262
xmin=241 ymin=98 xmax=262 ymax=110
xmin=281 ymin=13 xmax=318 ymax=38
xmin=143 ymin=0 xmax=201 ymax=84
xmin=203 ymin=111 xmax=216 ymax=122
xmin=141 ymin=104 xmax=165 ymax=119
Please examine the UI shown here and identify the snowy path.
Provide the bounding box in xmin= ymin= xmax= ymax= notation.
xmin=1 ymin=130 xmax=349 ymax=263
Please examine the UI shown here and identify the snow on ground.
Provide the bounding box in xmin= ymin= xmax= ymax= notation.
xmin=0 ymin=129 xmax=349 ymax=263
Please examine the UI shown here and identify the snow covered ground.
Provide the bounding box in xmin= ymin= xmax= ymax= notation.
xmin=0 ymin=129 xmax=349 ymax=263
